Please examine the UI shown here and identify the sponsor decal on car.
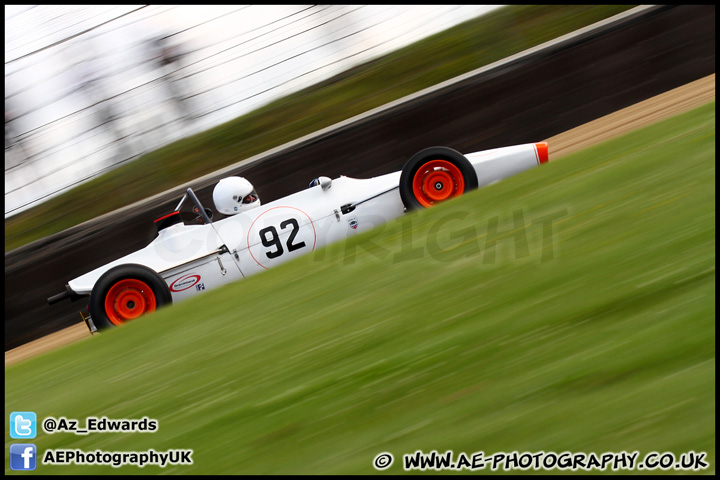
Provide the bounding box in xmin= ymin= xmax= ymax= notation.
xmin=169 ymin=274 xmax=201 ymax=292
xmin=348 ymin=216 xmax=359 ymax=230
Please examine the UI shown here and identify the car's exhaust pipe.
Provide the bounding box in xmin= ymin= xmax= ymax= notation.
xmin=47 ymin=285 xmax=82 ymax=305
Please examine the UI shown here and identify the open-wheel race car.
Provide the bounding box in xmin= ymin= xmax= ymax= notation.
xmin=48 ymin=142 xmax=549 ymax=332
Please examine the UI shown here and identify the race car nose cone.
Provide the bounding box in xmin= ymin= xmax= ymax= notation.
xmin=535 ymin=142 xmax=549 ymax=164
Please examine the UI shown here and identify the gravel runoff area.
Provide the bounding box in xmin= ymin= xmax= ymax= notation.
xmin=5 ymin=74 xmax=715 ymax=368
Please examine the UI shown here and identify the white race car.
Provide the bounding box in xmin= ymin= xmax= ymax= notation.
xmin=48 ymin=142 xmax=549 ymax=331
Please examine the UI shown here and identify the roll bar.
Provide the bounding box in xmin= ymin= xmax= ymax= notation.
xmin=186 ymin=187 xmax=213 ymax=225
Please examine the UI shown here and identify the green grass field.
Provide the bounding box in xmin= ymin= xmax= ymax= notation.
xmin=5 ymin=102 xmax=714 ymax=475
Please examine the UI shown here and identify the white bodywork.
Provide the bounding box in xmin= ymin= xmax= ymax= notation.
xmin=68 ymin=143 xmax=546 ymax=301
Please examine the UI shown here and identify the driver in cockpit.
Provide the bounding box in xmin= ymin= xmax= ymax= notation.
xmin=212 ymin=176 xmax=261 ymax=215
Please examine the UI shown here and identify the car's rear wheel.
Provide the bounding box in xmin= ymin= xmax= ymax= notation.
xmin=399 ymin=146 xmax=478 ymax=210
xmin=89 ymin=264 xmax=172 ymax=329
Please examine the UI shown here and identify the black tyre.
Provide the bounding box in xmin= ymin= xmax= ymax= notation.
xmin=399 ymin=146 xmax=479 ymax=211
xmin=89 ymin=264 xmax=172 ymax=329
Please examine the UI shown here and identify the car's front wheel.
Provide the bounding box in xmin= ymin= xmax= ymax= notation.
xmin=399 ymin=146 xmax=479 ymax=211
xmin=89 ymin=264 xmax=172 ymax=329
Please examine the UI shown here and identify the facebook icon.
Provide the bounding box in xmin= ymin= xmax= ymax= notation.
xmin=10 ymin=444 xmax=37 ymax=471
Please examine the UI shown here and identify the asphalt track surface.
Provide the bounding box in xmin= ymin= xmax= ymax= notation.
xmin=4 ymin=5 xmax=716 ymax=353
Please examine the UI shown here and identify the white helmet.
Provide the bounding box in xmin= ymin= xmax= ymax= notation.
xmin=213 ymin=176 xmax=260 ymax=215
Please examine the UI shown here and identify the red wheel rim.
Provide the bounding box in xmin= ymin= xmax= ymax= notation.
xmin=104 ymin=279 xmax=157 ymax=326
xmin=412 ymin=159 xmax=465 ymax=207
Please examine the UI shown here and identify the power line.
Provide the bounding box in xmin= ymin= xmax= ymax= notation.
xmin=7 ymin=6 xmax=117 ymax=55
xmin=172 ymin=5 xmax=326 ymax=78
xmin=5 ymin=5 xmax=493 ymax=215
xmin=5 ymin=4 xmax=466 ymax=141
xmin=4 ymin=5 xmax=38 ymax=21
xmin=183 ymin=6 xmax=367 ymax=99
xmin=162 ymin=5 xmax=252 ymax=40
xmin=5 ymin=5 xmax=150 ymax=64
xmin=4 ymin=6 xmax=324 ymax=128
